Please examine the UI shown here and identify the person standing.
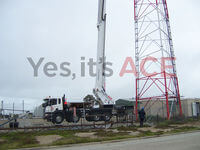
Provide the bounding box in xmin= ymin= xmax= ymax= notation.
xmin=138 ymin=107 xmax=146 ymax=127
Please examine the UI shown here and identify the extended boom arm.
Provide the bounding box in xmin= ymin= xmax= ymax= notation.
xmin=93 ymin=0 xmax=114 ymax=105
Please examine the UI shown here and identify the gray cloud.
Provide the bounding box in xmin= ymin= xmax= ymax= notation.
xmin=0 ymin=0 xmax=200 ymax=111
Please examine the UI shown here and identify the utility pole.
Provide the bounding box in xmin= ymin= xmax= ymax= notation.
xmin=13 ymin=102 xmax=14 ymax=115
xmin=1 ymin=101 xmax=3 ymax=118
xmin=22 ymin=100 xmax=24 ymax=114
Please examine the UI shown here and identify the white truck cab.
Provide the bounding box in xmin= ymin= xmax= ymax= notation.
xmin=43 ymin=98 xmax=64 ymax=113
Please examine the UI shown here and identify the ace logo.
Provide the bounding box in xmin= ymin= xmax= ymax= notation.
xmin=120 ymin=57 xmax=176 ymax=77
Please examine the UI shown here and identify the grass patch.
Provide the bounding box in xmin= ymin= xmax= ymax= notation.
xmin=155 ymin=117 xmax=200 ymax=129
xmin=138 ymin=130 xmax=164 ymax=137
xmin=117 ymin=126 xmax=138 ymax=132
xmin=170 ymin=126 xmax=200 ymax=134
xmin=53 ymin=130 xmax=133 ymax=147
xmin=94 ymin=130 xmax=129 ymax=137
xmin=155 ymin=120 xmax=173 ymax=129
xmin=0 ymin=130 xmax=76 ymax=150
xmin=52 ymin=137 xmax=99 ymax=146
xmin=0 ymin=132 xmax=38 ymax=150
xmin=0 ymin=118 xmax=199 ymax=150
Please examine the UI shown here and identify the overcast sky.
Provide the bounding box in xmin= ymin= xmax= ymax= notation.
xmin=0 ymin=0 xmax=200 ymax=111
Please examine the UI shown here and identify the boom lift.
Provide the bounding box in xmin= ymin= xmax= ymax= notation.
xmin=42 ymin=0 xmax=133 ymax=124
xmin=93 ymin=0 xmax=114 ymax=106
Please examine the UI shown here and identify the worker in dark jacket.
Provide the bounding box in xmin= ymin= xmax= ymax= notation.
xmin=138 ymin=107 xmax=146 ymax=127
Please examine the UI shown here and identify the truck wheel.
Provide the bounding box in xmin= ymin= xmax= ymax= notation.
xmin=85 ymin=116 xmax=92 ymax=122
xmin=73 ymin=116 xmax=80 ymax=123
xmin=93 ymin=115 xmax=100 ymax=122
xmin=53 ymin=113 xmax=64 ymax=124
xmin=104 ymin=114 xmax=111 ymax=122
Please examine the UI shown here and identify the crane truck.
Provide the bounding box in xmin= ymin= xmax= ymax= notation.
xmin=42 ymin=0 xmax=134 ymax=124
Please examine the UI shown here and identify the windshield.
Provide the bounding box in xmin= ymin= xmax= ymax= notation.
xmin=43 ymin=98 xmax=57 ymax=107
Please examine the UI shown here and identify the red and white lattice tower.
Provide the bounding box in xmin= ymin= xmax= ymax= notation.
xmin=134 ymin=0 xmax=182 ymax=120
